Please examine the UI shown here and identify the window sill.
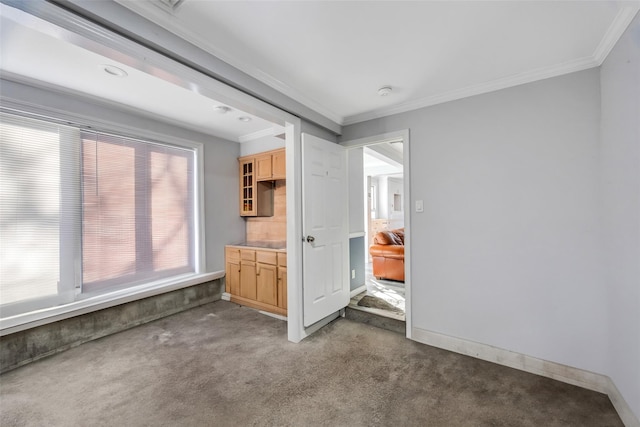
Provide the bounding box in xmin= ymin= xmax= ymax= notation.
xmin=0 ymin=271 xmax=224 ymax=336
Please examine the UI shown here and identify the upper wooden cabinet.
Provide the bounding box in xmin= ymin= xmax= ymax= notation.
xmin=256 ymin=148 xmax=286 ymax=181
xmin=239 ymin=157 xmax=274 ymax=217
xmin=238 ymin=148 xmax=284 ymax=216
xmin=239 ymin=157 xmax=256 ymax=216
xmin=271 ymin=149 xmax=286 ymax=180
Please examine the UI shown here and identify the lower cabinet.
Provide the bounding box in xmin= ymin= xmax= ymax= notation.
xmin=225 ymin=246 xmax=287 ymax=316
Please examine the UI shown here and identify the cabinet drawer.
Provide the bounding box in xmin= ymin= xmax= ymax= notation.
xmin=225 ymin=247 xmax=240 ymax=261
xmin=256 ymin=250 xmax=277 ymax=265
xmin=277 ymin=252 xmax=287 ymax=267
xmin=241 ymin=250 xmax=256 ymax=261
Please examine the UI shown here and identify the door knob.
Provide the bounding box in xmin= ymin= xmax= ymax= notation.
xmin=306 ymin=235 xmax=315 ymax=243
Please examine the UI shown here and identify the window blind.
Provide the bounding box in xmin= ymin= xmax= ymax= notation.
xmin=0 ymin=111 xmax=197 ymax=318
xmin=0 ymin=113 xmax=80 ymax=315
xmin=81 ymin=131 xmax=195 ymax=293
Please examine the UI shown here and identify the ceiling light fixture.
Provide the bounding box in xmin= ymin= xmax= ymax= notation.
xmin=378 ymin=86 xmax=392 ymax=96
xmin=238 ymin=116 xmax=252 ymax=122
xmin=102 ymin=64 xmax=128 ymax=78
xmin=214 ymin=105 xmax=232 ymax=114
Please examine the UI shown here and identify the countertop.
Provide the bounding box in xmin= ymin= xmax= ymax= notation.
xmin=227 ymin=241 xmax=286 ymax=250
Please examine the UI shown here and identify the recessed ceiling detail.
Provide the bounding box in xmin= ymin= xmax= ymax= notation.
xmin=0 ymin=3 xmax=280 ymax=143
xmin=102 ymin=65 xmax=127 ymax=78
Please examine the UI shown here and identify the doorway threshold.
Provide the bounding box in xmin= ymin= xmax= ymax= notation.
xmin=345 ymin=305 xmax=405 ymax=335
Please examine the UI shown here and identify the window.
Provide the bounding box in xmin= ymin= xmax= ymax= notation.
xmin=81 ymin=131 xmax=195 ymax=294
xmin=0 ymin=111 xmax=198 ymax=318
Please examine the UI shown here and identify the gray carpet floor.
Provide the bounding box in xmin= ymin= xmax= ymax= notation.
xmin=0 ymin=300 xmax=622 ymax=426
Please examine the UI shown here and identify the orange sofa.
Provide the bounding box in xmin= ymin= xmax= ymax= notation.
xmin=369 ymin=228 xmax=404 ymax=282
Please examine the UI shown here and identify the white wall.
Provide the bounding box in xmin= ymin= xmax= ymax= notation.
xmin=601 ymin=13 xmax=640 ymax=421
xmin=1 ymin=79 xmax=244 ymax=273
xmin=239 ymin=135 xmax=285 ymax=157
xmin=342 ymin=69 xmax=607 ymax=375
xmin=378 ymin=176 xmax=389 ymax=219
xmin=348 ymin=147 xmax=365 ymax=234
xmin=387 ymin=176 xmax=404 ymax=222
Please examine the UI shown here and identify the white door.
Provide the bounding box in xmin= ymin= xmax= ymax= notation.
xmin=302 ymin=133 xmax=349 ymax=327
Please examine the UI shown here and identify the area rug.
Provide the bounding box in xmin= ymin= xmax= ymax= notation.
xmin=357 ymin=295 xmax=403 ymax=314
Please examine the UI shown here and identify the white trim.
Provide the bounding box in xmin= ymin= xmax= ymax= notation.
xmin=606 ymin=380 xmax=640 ymax=427
xmin=344 ymin=6 xmax=640 ymax=126
xmin=238 ymin=126 xmax=279 ymax=143
xmin=412 ymin=326 xmax=609 ymax=392
xmin=349 ymin=232 xmax=365 ymax=238
xmin=593 ymin=6 xmax=640 ymax=65
xmin=350 ymin=285 xmax=367 ymax=298
xmin=343 ymin=57 xmax=597 ymax=125
xmin=412 ymin=326 xmax=640 ymax=426
xmin=259 ymin=311 xmax=287 ymax=321
xmin=113 ymin=0 xmax=344 ymax=127
xmin=285 ymin=120 xmax=304 ymax=343
xmin=340 ymin=129 xmax=411 ymax=339
xmin=1 ymin=271 xmax=224 ymax=336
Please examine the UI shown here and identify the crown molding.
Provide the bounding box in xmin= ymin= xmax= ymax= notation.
xmin=114 ymin=1 xmax=640 ymax=129
xmin=238 ymin=126 xmax=282 ymax=143
xmin=114 ymin=0 xmax=344 ymax=126
xmin=341 ymin=5 xmax=640 ymax=126
xmin=593 ymin=5 xmax=640 ymax=65
xmin=343 ymin=55 xmax=599 ymax=125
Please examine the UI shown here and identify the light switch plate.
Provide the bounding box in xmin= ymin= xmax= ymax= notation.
xmin=415 ymin=200 xmax=424 ymax=212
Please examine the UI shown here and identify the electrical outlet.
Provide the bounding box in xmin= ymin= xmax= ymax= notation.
xmin=351 ymin=269 xmax=356 ymax=279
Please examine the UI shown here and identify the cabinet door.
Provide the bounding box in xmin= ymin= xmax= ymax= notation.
xmin=239 ymin=158 xmax=256 ymax=216
xmin=225 ymin=248 xmax=241 ymax=295
xmin=277 ymin=266 xmax=287 ymax=309
xmin=271 ymin=149 xmax=286 ymax=180
xmin=256 ymin=263 xmax=278 ymax=306
xmin=255 ymin=153 xmax=273 ymax=181
xmin=226 ymin=259 xmax=241 ymax=295
xmin=239 ymin=260 xmax=257 ymax=300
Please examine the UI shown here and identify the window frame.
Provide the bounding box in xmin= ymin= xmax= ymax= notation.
xmin=0 ymin=103 xmax=213 ymax=334
xmin=79 ymin=130 xmax=197 ymax=296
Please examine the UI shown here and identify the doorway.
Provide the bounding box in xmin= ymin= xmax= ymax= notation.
xmin=341 ymin=130 xmax=411 ymax=337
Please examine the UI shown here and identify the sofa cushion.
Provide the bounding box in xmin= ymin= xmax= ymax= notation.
xmin=373 ymin=228 xmax=404 ymax=245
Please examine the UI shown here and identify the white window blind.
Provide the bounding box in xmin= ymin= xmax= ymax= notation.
xmin=0 ymin=112 xmax=197 ymax=318
xmin=0 ymin=113 xmax=80 ymax=316
xmin=81 ymin=131 xmax=195 ymax=294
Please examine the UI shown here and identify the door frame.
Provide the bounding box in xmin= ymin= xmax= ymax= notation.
xmin=340 ymin=130 xmax=412 ymax=339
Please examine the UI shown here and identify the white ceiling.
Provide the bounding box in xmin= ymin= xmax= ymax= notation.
xmin=0 ymin=4 xmax=283 ymax=143
xmin=1 ymin=1 xmax=639 ymax=142
xmin=117 ymin=0 xmax=639 ymax=126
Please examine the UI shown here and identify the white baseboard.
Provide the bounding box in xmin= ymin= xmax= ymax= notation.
xmin=412 ymin=327 xmax=639 ymax=427
xmin=350 ymin=285 xmax=367 ymax=298
xmin=259 ymin=310 xmax=287 ymax=321
xmin=605 ymin=379 xmax=640 ymax=427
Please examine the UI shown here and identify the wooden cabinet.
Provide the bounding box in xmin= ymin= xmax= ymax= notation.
xmin=255 ymin=148 xmax=286 ymax=181
xmin=272 ymin=149 xmax=286 ymax=180
xmin=255 ymin=153 xmax=273 ymax=181
xmin=225 ymin=245 xmax=287 ymax=316
xmin=239 ymin=158 xmax=255 ymax=216
xmin=239 ymin=250 xmax=257 ymax=300
xmin=225 ymin=247 xmax=241 ymax=296
xmin=239 ymin=157 xmax=274 ymax=217
xmin=277 ymin=252 xmax=287 ymax=309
